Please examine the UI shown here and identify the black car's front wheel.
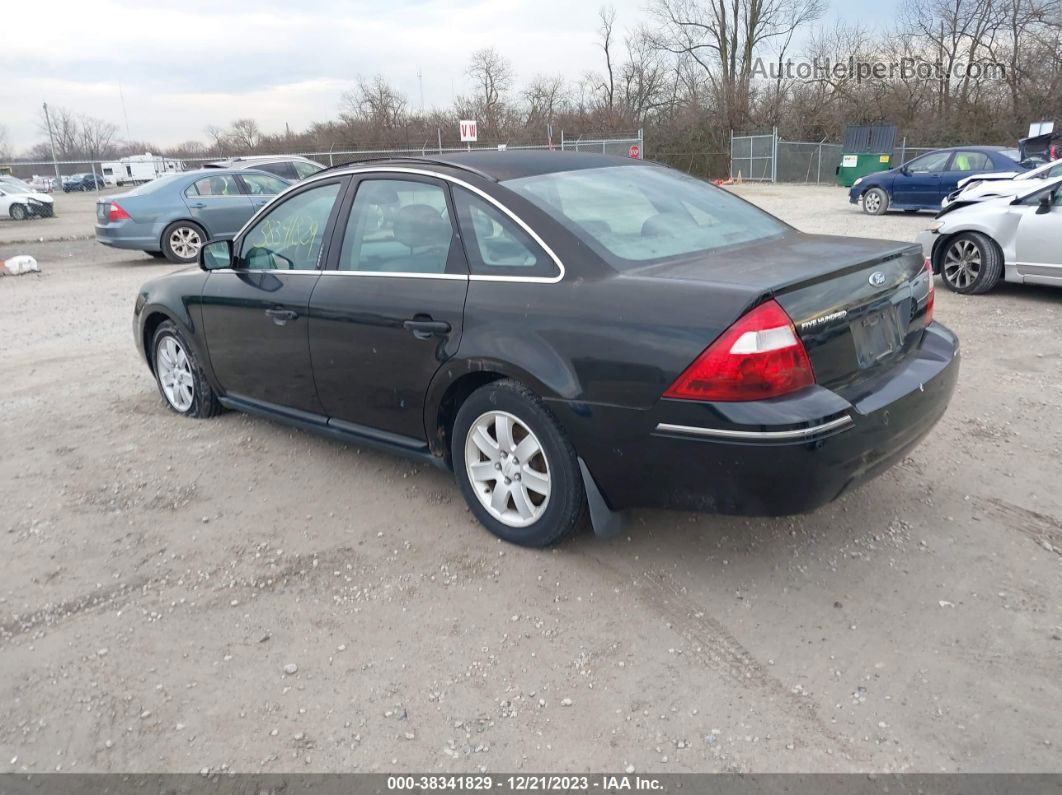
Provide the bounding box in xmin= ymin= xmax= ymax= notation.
xmin=452 ymin=380 xmax=585 ymax=547
xmin=161 ymin=221 xmax=206 ymax=264
xmin=151 ymin=321 xmax=221 ymax=418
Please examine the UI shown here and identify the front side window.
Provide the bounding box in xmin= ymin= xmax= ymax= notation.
xmin=504 ymin=165 xmax=786 ymax=269
xmin=188 ymin=175 xmax=240 ymax=197
xmin=906 ymin=152 xmax=951 ymax=173
xmin=338 ymin=179 xmax=455 ymax=274
xmin=242 ymin=173 xmax=288 ymax=195
xmin=239 ymin=182 xmax=341 ymax=270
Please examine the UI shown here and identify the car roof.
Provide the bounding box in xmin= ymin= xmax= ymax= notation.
xmin=324 ymin=151 xmax=649 ymax=182
xmin=204 ymin=155 xmax=317 ymax=168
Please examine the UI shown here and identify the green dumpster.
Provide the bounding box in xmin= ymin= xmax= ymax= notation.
xmin=837 ymin=152 xmax=892 ymax=187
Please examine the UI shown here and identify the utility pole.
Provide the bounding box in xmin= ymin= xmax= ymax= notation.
xmin=42 ymin=102 xmax=61 ymax=183
xmin=417 ymin=68 xmax=425 ymax=113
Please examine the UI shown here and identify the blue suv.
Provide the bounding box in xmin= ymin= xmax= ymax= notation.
xmin=849 ymin=146 xmax=1027 ymax=215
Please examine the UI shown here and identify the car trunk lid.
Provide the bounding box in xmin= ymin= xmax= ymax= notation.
xmin=632 ymin=232 xmax=933 ymax=392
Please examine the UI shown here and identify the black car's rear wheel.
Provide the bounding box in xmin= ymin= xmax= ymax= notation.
xmin=939 ymin=232 xmax=1002 ymax=294
xmin=151 ymin=321 xmax=221 ymax=418
xmin=452 ymin=379 xmax=585 ymax=547
xmin=162 ymin=221 xmax=206 ymax=264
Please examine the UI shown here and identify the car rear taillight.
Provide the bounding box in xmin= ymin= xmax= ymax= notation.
xmin=924 ymin=257 xmax=935 ymax=324
xmin=664 ymin=299 xmax=815 ymax=402
xmin=108 ymin=202 xmax=130 ymax=222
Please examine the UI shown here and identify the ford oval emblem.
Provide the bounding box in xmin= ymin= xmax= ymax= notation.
xmin=869 ymin=271 xmax=887 ymax=287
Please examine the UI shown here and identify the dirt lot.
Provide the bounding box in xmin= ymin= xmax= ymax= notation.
xmin=1 ymin=185 xmax=1059 ymax=774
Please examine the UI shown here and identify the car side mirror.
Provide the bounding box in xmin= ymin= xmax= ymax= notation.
xmin=200 ymin=239 xmax=233 ymax=270
xmin=1036 ymin=194 xmax=1054 ymax=214
xmin=899 ymin=165 xmax=911 ymax=176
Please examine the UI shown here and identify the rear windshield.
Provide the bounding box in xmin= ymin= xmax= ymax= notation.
xmin=124 ymin=173 xmax=187 ymax=195
xmin=998 ymin=148 xmax=1022 ymax=162
xmin=504 ymin=166 xmax=786 ymax=268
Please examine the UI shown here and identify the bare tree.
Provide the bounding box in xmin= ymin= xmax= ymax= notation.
xmin=38 ymin=105 xmax=80 ymax=158
xmin=524 ymin=75 xmax=570 ymax=127
xmin=204 ymin=124 xmax=228 ymax=154
xmin=648 ymin=0 xmax=825 ymax=131
xmin=597 ymin=6 xmax=618 ymax=109
xmin=467 ymin=48 xmax=514 ymax=135
xmin=228 ymin=118 xmax=263 ymax=151
xmin=78 ymin=116 xmax=119 ymax=161
xmin=0 ymin=124 xmax=10 ymax=161
xmin=341 ymin=75 xmax=408 ymax=130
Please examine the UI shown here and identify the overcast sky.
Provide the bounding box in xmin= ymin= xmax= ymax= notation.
xmin=1 ymin=0 xmax=889 ymax=155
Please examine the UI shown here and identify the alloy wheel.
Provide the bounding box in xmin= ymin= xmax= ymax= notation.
xmin=464 ymin=410 xmax=551 ymax=528
xmin=864 ymin=192 xmax=880 ymax=213
xmin=943 ymin=239 xmax=982 ymax=289
xmin=156 ymin=336 xmax=195 ymax=412
xmin=170 ymin=226 xmax=202 ymax=260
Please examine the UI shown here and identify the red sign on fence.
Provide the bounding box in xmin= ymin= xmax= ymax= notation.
xmin=628 ymin=144 xmax=641 ymax=159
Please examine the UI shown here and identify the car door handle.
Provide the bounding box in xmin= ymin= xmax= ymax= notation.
xmin=265 ymin=308 xmax=299 ymax=325
xmin=403 ymin=318 xmax=451 ymax=339
xmin=189 ymin=201 xmax=207 ymax=208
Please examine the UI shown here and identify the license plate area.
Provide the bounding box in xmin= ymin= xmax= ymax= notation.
xmin=851 ymin=307 xmax=904 ymax=368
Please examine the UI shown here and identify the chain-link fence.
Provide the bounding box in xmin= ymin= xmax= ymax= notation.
xmin=0 ymin=133 xmax=645 ymax=192
xmin=731 ymin=130 xmax=958 ymax=183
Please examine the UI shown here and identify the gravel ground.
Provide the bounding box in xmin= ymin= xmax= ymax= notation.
xmin=1 ymin=184 xmax=1060 ymax=774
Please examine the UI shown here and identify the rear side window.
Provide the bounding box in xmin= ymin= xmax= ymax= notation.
xmin=294 ymin=160 xmax=323 ymax=179
xmin=951 ymin=151 xmax=993 ymax=171
xmin=452 ymin=187 xmax=555 ymax=278
xmin=338 ymin=179 xmax=456 ymax=274
xmin=255 ymin=161 xmax=299 ymax=181
xmin=242 ymin=173 xmax=288 ymax=195
xmin=187 ymin=175 xmax=240 ymax=196
xmin=239 ymin=182 xmax=341 ymax=270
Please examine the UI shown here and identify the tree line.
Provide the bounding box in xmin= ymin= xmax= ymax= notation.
xmin=4 ymin=0 xmax=1060 ymax=178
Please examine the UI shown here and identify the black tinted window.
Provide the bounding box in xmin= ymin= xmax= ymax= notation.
xmin=452 ymin=187 xmax=555 ymax=278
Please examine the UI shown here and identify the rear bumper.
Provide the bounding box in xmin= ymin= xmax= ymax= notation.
xmin=96 ymin=222 xmax=159 ymax=251
xmin=551 ymin=322 xmax=959 ymax=515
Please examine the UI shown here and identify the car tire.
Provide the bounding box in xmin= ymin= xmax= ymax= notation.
xmin=161 ymin=221 xmax=206 ymax=264
xmin=938 ymin=232 xmax=1003 ymax=295
xmin=9 ymin=204 xmax=27 ymax=221
xmin=150 ymin=320 xmax=222 ymax=418
xmin=861 ymin=187 xmax=889 ymax=215
xmin=452 ymin=379 xmax=585 ymax=547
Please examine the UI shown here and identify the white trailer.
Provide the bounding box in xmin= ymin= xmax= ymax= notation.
xmin=100 ymin=154 xmax=184 ymax=187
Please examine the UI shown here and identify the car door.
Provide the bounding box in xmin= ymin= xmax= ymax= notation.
xmin=200 ymin=177 xmax=348 ymax=414
xmin=237 ymin=171 xmax=289 ymax=216
xmin=308 ymin=174 xmax=469 ymax=441
xmin=1013 ymin=184 xmax=1062 ymax=278
xmin=182 ymin=174 xmax=255 ymax=240
xmin=893 ymin=151 xmax=951 ymax=206
xmin=939 ymin=150 xmax=994 ymax=203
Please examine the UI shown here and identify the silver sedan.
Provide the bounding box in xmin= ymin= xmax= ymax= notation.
xmin=918 ymin=175 xmax=1062 ymax=294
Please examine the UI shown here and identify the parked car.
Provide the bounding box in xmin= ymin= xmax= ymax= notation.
xmin=0 ymin=179 xmax=55 ymax=219
xmin=941 ymin=157 xmax=1062 ymax=209
xmin=62 ymin=174 xmax=86 ymax=192
xmin=918 ymin=174 xmax=1062 ymax=294
xmin=203 ymin=155 xmax=324 ymax=182
xmin=131 ymin=152 xmax=957 ymax=547
xmin=849 ymin=146 xmax=1027 ymax=215
xmin=96 ymin=168 xmax=291 ymax=263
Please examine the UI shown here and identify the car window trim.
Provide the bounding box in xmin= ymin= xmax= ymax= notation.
xmin=296 ymin=166 xmax=565 ymax=284
xmin=223 ymin=175 xmax=350 ymax=274
xmin=323 ymin=173 xmax=469 ymax=278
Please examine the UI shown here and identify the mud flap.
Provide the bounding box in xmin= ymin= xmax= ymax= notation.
xmin=578 ymin=457 xmax=625 ymax=539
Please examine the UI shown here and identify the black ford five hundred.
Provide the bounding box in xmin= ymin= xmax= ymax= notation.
xmin=133 ymin=152 xmax=958 ymax=546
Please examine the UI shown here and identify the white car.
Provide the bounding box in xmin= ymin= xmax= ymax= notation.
xmin=918 ymin=175 xmax=1062 ymax=294
xmin=942 ymin=158 xmax=1062 ymax=208
xmin=0 ymin=178 xmax=56 ymax=220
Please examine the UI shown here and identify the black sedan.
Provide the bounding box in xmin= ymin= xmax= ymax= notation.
xmin=132 ymin=152 xmax=958 ymax=546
